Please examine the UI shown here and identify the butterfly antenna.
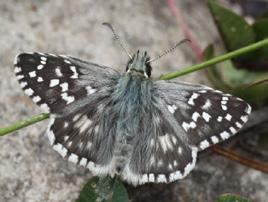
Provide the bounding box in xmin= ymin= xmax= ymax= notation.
xmin=147 ymin=39 xmax=191 ymax=63
xmin=102 ymin=22 xmax=133 ymax=60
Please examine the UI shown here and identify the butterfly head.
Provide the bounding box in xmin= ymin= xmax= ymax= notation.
xmin=126 ymin=50 xmax=152 ymax=78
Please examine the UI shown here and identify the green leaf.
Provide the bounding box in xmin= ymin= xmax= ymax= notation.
xmin=76 ymin=177 xmax=129 ymax=202
xmin=76 ymin=177 xmax=99 ymax=202
xmin=252 ymin=18 xmax=268 ymax=61
xmin=76 ymin=177 xmax=114 ymax=202
xmin=216 ymin=193 xmax=251 ymax=202
xmin=203 ymin=44 xmax=268 ymax=104
xmin=112 ymin=177 xmax=129 ymax=202
xmin=207 ymin=0 xmax=255 ymax=52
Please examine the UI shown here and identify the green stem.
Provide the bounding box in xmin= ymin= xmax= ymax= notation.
xmin=0 ymin=113 xmax=49 ymax=136
xmin=160 ymin=38 xmax=268 ymax=80
xmin=1 ymin=39 xmax=268 ymax=136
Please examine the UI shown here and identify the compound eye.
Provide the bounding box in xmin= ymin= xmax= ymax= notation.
xmin=145 ymin=63 xmax=152 ymax=77
xmin=125 ymin=58 xmax=133 ymax=72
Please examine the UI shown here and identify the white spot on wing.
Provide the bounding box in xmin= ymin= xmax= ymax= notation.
xmin=32 ymin=96 xmax=41 ymax=103
xmin=73 ymin=114 xmax=81 ymax=122
xmin=159 ymin=134 xmax=173 ymax=153
xmin=68 ymin=153 xmax=79 ymax=164
xmin=229 ymin=127 xmax=237 ymax=134
xmin=199 ymin=140 xmax=210 ymax=150
xmin=14 ymin=66 xmax=21 ymax=73
xmin=236 ymin=122 xmax=242 ymax=128
xmin=40 ymin=103 xmax=50 ymax=112
xmin=188 ymin=93 xmax=199 ymax=105
xmin=225 ymin=114 xmax=232 ymax=121
xmin=14 ymin=55 xmax=19 ymax=65
xmin=202 ymin=99 xmax=212 ymax=110
xmin=202 ymin=112 xmax=211 ymax=122
xmin=86 ymin=86 xmax=96 ymax=95
xmin=70 ymin=66 xmax=78 ymax=79
xmin=211 ymin=136 xmax=219 ymax=144
xmin=217 ymin=116 xmax=223 ymax=122
xmin=60 ymin=82 xmax=69 ymax=92
xmin=37 ymin=77 xmax=44 ymax=82
xmin=64 ymin=59 xmax=71 ymax=64
xmin=46 ymin=117 xmax=55 ymax=145
xmin=178 ymin=147 xmax=182 ymax=154
xmin=63 ymin=122 xmax=69 ymax=128
xmin=37 ymin=64 xmax=44 ymax=70
xmin=19 ymin=81 xmax=27 ymax=88
xmin=167 ymin=105 xmax=177 ymax=114
xmin=24 ymin=88 xmax=34 ymax=96
xmin=182 ymin=121 xmax=196 ymax=132
xmin=198 ymin=89 xmax=207 ymax=93
xmin=221 ymin=100 xmax=227 ymax=105
xmin=171 ymin=135 xmax=177 ymax=144
xmin=53 ymin=143 xmax=67 ymax=158
xmin=74 ymin=115 xmax=92 ymax=133
xmin=140 ymin=175 xmax=148 ymax=184
xmin=183 ymin=147 xmax=197 ymax=176
xmin=220 ymin=131 xmax=230 ymax=140
xmin=29 ymin=71 xmax=37 ymax=78
xmin=192 ymin=112 xmax=200 ymax=122
xmin=49 ymin=79 xmax=60 ymax=87
xmin=148 ymin=174 xmax=155 ymax=182
xmin=79 ymin=157 xmax=88 ymax=167
xmin=245 ymin=105 xmax=251 ymax=114
xmin=41 ymin=56 xmax=47 ymax=61
xmin=157 ymin=174 xmax=167 ymax=183
xmin=241 ymin=115 xmax=248 ymax=123
xmin=61 ymin=92 xmax=75 ymax=104
xmin=55 ymin=67 xmax=63 ymax=77
xmin=221 ymin=105 xmax=228 ymax=111
xmin=17 ymin=75 xmax=24 ymax=80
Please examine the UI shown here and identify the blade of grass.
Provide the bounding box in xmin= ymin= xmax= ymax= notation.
xmin=160 ymin=38 xmax=268 ymax=80
xmin=0 ymin=113 xmax=49 ymax=136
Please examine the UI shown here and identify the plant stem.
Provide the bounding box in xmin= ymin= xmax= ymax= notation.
xmin=1 ymin=39 xmax=268 ymax=136
xmin=160 ymin=38 xmax=268 ymax=80
xmin=0 ymin=113 xmax=49 ymax=136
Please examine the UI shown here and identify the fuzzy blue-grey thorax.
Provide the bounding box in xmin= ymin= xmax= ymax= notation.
xmin=126 ymin=50 xmax=152 ymax=78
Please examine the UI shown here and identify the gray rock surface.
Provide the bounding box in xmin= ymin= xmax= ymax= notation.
xmin=0 ymin=0 xmax=267 ymax=202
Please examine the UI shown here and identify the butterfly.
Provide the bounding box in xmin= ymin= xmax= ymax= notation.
xmin=14 ymin=46 xmax=251 ymax=186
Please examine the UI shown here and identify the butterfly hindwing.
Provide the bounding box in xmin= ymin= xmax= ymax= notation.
xmin=121 ymin=98 xmax=198 ymax=185
xmin=48 ymin=94 xmax=119 ymax=176
xmin=14 ymin=52 xmax=119 ymax=114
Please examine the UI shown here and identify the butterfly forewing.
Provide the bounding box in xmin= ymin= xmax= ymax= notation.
xmin=14 ymin=52 xmax=119 ymax=114
xmin=155 ymin=80 xmax=251 ymax=151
